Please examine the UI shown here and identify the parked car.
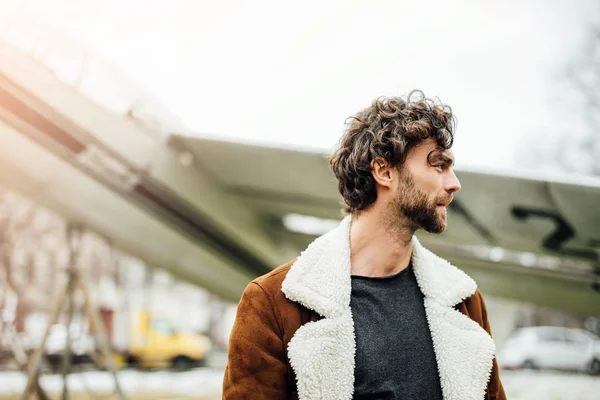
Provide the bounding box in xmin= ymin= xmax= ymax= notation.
xmin=20 ymin=323 xmax=97 ymax=371
xmin=43 ymin=324 xmax=96 ymax=356
xmin=497 ymin=326 xmax=600 ymax=375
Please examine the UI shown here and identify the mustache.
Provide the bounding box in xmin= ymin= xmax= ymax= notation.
xmin=434 ymin=195 xmax=454 ymax=206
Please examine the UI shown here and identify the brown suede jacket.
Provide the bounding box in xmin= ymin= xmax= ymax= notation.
xmin=223 ymin=216 xmax=506 ymax=400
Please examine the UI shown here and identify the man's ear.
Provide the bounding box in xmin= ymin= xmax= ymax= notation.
xmin=371 ymin=158 xmax=393 ymax=188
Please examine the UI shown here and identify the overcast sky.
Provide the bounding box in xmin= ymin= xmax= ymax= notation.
xmin=5 ymin=0 xmax=600 ymax=171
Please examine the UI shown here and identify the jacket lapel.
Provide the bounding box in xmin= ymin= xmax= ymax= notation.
xmin=282 ymin=215 xmax=355 ymax=400
xmin=282 ymin=216 xmax=495 ymax=400
xmin=412 ymin=236 xmax=496 ymax=400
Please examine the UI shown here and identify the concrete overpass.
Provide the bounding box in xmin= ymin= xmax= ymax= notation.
xmin=1 ymin=36 xmax=599 ymax=315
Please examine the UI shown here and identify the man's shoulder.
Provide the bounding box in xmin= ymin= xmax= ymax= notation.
xmin=251 ymin=259 xmax=296 ymax=295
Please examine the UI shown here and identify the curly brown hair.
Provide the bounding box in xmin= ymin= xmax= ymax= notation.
xmin=330 ymin=90 xmax=455 ymax=214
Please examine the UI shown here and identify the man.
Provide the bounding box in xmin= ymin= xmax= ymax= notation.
xmin=223 ymin=91 xmax=506 ymax=400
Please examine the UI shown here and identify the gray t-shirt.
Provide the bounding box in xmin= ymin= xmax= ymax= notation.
xmin=350 ymin=263 xmax=443 ymax=400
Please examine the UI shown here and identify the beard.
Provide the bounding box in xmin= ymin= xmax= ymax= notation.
xmin=388 ymin=169 xmax=448 ymax=234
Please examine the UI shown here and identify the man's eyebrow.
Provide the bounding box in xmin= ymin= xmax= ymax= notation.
xmin=440 ymin=153 xmax=455 ymax=167
xmin=429 ymin=151 xmax=455 ymax=167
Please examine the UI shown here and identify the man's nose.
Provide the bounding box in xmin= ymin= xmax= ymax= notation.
xmin=446 ymin=169 xmax=461 ymax=193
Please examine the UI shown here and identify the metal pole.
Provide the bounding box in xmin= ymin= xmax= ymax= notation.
xmin=78 ymin=277 xmax=126 ymax=400
xmin=59 ymin=222 xmax=82 ymax=400
xmin=61 ymin=271 xmax=76 ymax=400
xmin=20 ymin=282 xmax=68 ymax=400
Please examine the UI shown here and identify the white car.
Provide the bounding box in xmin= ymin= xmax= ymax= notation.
xmin=43 ymin=324 xmax=96 ymax=356
xmin=497 ymin=326 xmax=600 ymax=375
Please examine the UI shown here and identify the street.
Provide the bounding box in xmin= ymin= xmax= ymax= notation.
xmin=501 ymin=369 xmax=599 ymax=400
xmin=0 ymin=368 xmax=599 ymax=399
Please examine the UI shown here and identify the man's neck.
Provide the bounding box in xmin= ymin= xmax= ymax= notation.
xmin=349 ymin=207 xmax=415 ymax=278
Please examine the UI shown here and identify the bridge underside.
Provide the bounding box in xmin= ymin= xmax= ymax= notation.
xmin=1 ymin=41 xmax=599 ymax=315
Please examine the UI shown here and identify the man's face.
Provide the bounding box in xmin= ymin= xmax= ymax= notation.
xmin=389 ymin=139 xmax=461 ymax=233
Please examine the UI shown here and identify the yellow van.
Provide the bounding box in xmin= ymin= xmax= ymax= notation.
xmin=127 ymin=310 xmax=212 ymax=369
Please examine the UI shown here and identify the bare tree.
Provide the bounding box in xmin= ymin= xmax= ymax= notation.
xmin=516 ymin=13 xmax=600 ymax=177
xmin=561 ymin=22 xmax=600 ymax=176
xmin=1 ymin=189 xmax=40 ymax=332
xmin=0 ymin=189 xmax=65 ymax=332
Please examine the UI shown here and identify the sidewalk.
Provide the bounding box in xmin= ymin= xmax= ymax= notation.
xmin=0 ymin=369 xmax=224 ymax=399
xmin=1 ymin=368 xmax=598 ymax=399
